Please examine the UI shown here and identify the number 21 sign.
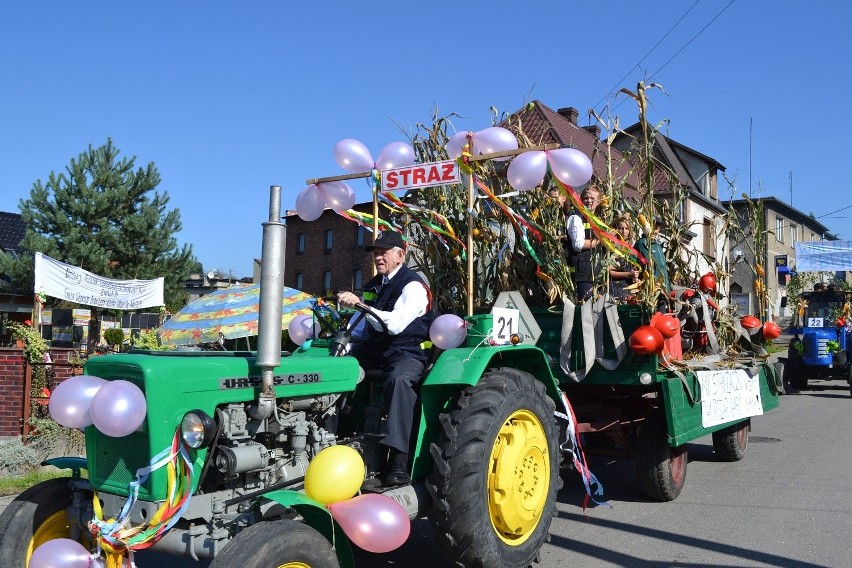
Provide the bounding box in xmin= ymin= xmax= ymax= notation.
xmin=491 ymin=307 xmax=520 ymax=345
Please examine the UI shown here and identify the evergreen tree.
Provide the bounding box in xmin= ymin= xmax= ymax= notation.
xmin=0 ymin=139 xmax=197 ymax=313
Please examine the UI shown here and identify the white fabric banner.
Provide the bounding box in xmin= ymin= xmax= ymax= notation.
xmin=34 ymin=252 xmax=164 ymax=309
xmin=794 ymin=240 xmax=852 ymax=272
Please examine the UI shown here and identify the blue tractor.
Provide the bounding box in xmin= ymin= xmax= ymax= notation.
xmin=786 ymin=290 xmax=852 ymax=396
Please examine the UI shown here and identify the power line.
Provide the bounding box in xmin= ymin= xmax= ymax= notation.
xmin=598 ymin=0 xmax=738 ymax=117
xmin=591 ymin=0 xmax=700 ymax=114
xmin=815 ymin=204 xmax=852 ymax=219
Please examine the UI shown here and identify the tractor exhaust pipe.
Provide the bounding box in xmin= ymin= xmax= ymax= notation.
xmin=252 ymin=185 xmax=286 ymax=419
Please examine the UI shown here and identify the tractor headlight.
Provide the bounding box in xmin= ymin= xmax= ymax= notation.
xmin=181 ymin=410 xmax=216 ymax=449
xmin=639 ymin=372 xmax=653 ymax=385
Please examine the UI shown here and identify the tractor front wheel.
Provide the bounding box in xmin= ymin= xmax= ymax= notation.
xmin=210 ymin=519 xmax=338 ymax=568
xmin=426 ymin=368 xmax=560 ymax=568
xmin=635 ymin=413 xmax=687 ymax=501
xmin=0 ymin=478 xmax=93 ymax=567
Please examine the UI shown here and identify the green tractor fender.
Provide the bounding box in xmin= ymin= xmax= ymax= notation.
xmin=260 ymin=490 xmax=354 ymax=568
xmin=411 ymin=344 xmax=562 ymax=479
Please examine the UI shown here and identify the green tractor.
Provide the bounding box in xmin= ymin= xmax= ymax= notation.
xmin=0 ymin=185 xmax=781 ymax=567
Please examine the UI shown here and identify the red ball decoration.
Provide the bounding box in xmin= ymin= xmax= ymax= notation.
xmin=740 ymin=315 xmax=762 ymax=336
xmin=698 ymin=272 xmax=717 ymax=296
xmin=762 ymin=321 xmax=781 ymax=340
xmin=651 ymin=314 xmax=680 ymax=339
xmin=629 ymin=325 xmax=665 ymax=355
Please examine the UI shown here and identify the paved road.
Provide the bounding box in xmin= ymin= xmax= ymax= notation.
xmin=5 ymin=374 xmax=851 ymax=567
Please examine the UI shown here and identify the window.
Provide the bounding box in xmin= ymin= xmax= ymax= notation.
xmin=324 ymin=229 xmax=333 ymax=253
xmin=353 ymin=269 xmax=363 ymax=291
xmin=323 ymin=271 xmax=331 ymax=291
xmin=295 ymin=272 xmax=303 ymax=290
xmin=296 ymin=233 xmax=305 ymax=254
xmin=775 ymin=218 xmax=783 ymax=242
xmin=790 ymin=224 xmax=797 ymax=248
xmin=356 ymin=226 xmax=365 ymax=247
xmin=702 ymin=218 xmax=714 ymax=257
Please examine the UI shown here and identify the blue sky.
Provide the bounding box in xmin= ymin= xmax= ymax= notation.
xmin=1 ymin=1 xmax=849 ymax=279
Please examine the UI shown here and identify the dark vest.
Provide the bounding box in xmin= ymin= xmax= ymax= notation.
xmin=566 ymin=211 xmax=594 ymax=282
xmin=360 ymin=264 xmax=435 ymax=363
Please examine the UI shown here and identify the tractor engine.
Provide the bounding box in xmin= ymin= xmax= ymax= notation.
xmin=200 ymin=393 xmax=345 ymax=494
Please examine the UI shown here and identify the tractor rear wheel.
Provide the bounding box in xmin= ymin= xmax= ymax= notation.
xmin=426 ymin=368 xmax=560 ymax=568
xmin=0 ymin=478 xmax=93 ymax=567
xmin=788 ymin=360 xmax=808 ymax=389
xmin=712 ymin=420 xmax=750 ymax=462
xmin=635 ymin=413 xmax=687 ymax=501
xmin=210 ymin=519 xmax=338 ymax=568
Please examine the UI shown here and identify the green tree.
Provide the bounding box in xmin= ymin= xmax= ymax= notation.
xmin=0 ymin=139 xmax=196 ymax=314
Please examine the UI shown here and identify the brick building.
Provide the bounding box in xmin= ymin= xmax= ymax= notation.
xmin=284 ymin=203 xmax=374 ymax=296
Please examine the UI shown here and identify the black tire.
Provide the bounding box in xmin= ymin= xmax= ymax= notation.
xmin=712 ymin=420 xmax=749 ymax=462
xmin=847 ymin=364 xmax=852 ymax=397
xmin=788 ymin=360 xmax=808 ymax=389
xmin=635 ymin=413 xmax=687 ymax=501
xmin=426 ymin=368 xmax=561 ymax=568
xmin=0 ymin=477 xmax=93 ymax=567
xmin=211 ymin=519 xmax=338 ymax=568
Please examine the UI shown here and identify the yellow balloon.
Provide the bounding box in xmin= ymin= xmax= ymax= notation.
xmin=304 ymin=445 xmax=366 ymax=505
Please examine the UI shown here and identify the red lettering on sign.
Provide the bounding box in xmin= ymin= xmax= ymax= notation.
xmin=400 ymin=169 xmax=412 ymax=186
xmin=427 ymin=165 xmax=441 ymax=183
xmin=385 ymin=171 xmax=398 ymax=189
xmin=442 ymin=163 xmax=455 ymax=181
xmin=413 ymin=168 xmax=426 ymax=185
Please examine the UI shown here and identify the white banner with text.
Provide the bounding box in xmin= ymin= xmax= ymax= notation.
xmin=696 ymin=368 xmax=763 ymax=428
xmin=34 ymin=252 xmax=164 ymax=309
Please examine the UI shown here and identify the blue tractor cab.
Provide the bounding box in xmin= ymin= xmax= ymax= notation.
xmin=786 ymin=290 xmax=852 ymax=393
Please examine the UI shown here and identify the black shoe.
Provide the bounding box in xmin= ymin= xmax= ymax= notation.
xmin=382 ymin=452 xmax=410 ymax=487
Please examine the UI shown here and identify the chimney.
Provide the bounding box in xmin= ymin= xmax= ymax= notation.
xmin=557 ymin=107 xmax=579 ymax=125
xmin=582 ymin=125 xmax=601 ymax=139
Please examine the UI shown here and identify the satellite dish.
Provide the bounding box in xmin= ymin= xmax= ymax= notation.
xmin=207 ymin=270 xmax=216 ymax=279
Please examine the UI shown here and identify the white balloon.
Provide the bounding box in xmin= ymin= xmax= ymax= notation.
xmin=472 ymin=127 xmax=518 ymax=161
xmin=547 ymin=148 xmax=593 ymax=187
xmin=295 ymin=185 xmax=326 ymax=221
xmin=507 ymin=151 xmax=548 ymax=192
xmin=318 ymin=181 xmax=356 ymax=212
xmin=375 ymin=141 xmax=416 ymax=170
xmin=446 ymin=131 xmax=471 ymax=160
xmin=334 ymin=138 xmax=374 ymax=172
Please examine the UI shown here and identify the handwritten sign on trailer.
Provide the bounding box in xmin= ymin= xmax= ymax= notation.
xmin=381 ymin=160 xmax=460 ymax=192
xmin=696 ymin=369 xmax=763 ymax=428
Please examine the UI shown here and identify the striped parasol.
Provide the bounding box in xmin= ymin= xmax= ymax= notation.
xmin=158 ymin=283 xmax=314 ymax=346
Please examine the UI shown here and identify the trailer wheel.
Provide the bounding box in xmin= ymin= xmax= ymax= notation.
xmin=712 ymin=420 xmax=749 ymax=461
xmin=635 ymin=414 xmax=686 ymax=501
xmin=426 ymin=368 xmax=560 ymax=568
xmin=210 ymin=519 xmax=338 ymax=568
xmin=0 ymin=478 xmax=93 ymax=567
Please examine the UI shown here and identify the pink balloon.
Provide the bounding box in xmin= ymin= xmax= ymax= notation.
xmin=295 ymin=185 xmax=326 ymax=222
xmin=446 ymin=131 xmax=470 ymax=160
xmin=328 ymin=493 xmax=411 ymax=553
xmin=90 ymin=380 xmax=147 ymax=438
xmin=334 ymin=138 xmax=374 ymax=172
xmin=472 ymin=127 xmax=518 ymax=161
xmin=30 ymin=538 xmax=91 ymax=568
xmin=318 ymin=181 xmax=356 ymax=212
xmin=507 ymin=151 xmax=548 ymax=192
xmin=375 ymin=141 xmax=416 ymax=171
xmin=429 ymin=314 xmax=468 ymax=350
xmin=288 ymin=314 xmax=320 ymax=345
xmin=48 ymin=374 xmax=106 ymax=429
xmin=547 ymin=148 xmax=593 ymax=187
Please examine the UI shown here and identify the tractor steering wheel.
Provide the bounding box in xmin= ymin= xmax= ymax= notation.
xmin=329 ymin=302 xmax=389 ymax=356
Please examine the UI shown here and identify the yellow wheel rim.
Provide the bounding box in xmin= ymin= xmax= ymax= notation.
xmin=487 ymin=409 xmax=550 ymax=545
xmin=26 ymin=510 xmax=76 ymax=564
xmin=277 ymin=563 xmax=311 ymax=568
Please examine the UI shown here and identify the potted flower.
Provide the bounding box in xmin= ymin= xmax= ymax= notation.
xmin=9 ymin=320 xmax=49 ymax=365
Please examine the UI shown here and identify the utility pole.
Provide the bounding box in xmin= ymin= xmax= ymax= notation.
xmin=789 ymin=171 xmax=793 ymax=206
xmin=749 ymin=118 xmax=753 ymax=198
